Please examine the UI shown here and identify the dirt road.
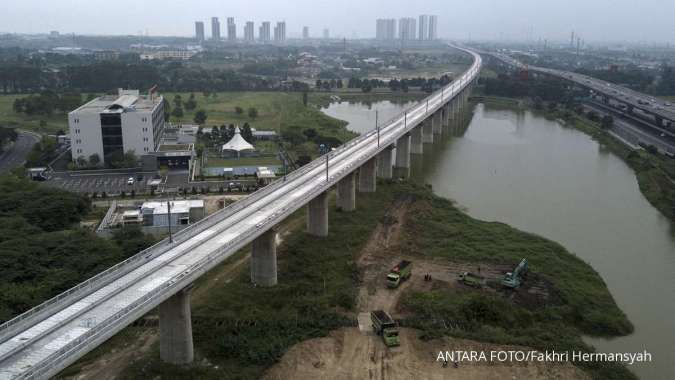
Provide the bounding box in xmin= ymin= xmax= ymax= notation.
xmin=264 ymin=196 xmax=587 ymax=380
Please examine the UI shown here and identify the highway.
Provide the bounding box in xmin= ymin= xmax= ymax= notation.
xmin=0 ymin=47 xmax=481 ymax=379
xmin=583 ymin=103 xmax=675 ymax=155
xmin=489 ymin=52 xmax=675 ymax=126
xmin=0 ymin=131 xmax=40 ymax=174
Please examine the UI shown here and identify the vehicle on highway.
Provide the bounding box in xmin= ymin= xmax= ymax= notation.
xmin=127 ymin=177 xmax=135 ymax=185
xmin=136 ymin=174 xmax=144 ymax=181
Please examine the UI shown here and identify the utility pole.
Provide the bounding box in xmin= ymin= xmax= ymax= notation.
xmin=167 ymin=200 xmax=173 ymax=243
xmin=404 ymin=112 xmax=407 ymax=129
xmin=374 ymin=110 xmax=380 ymax=147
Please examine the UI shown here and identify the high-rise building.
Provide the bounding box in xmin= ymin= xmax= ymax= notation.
xmin=398 ymin=18 xmax=416 ymax=41
xmin=418 ymin=15 xmax=428 ymax=40
xmin=227 ymin=17 xmax=236 ymax=41
xmin=428 ymin=15 xmax=438 ymax=40
xmin=195 ymin=21 xmax=205 ymax=42
xmin=274 ymin=21 xmax=286 ymax=42
xmin=303 ymin=26 xmax=309 ymax=39
xmin=244 ymin=21 xmax=255 ymax=42
xmin=259 ymin=21 xmax=271 ymax=42
xmin=323 ymin=28 xmax=330 ymax=39
xmin=376 ymin=19 xmax=385 ymax=40
xmin=211 ymin=17 xmax=221 ymax=40
xmin=378 ymin=19 xmax=396 ymax=40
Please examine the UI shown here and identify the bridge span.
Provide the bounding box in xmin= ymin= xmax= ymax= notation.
xmin=0 ymin=45 xmax=482 ymax=379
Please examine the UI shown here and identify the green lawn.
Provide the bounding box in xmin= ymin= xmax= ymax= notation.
xmin=0 ymin=95 xmax=69 ymax=134
xmin=165 ymin=91 xmax=350 ymax=139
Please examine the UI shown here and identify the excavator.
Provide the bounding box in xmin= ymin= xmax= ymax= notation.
xmin=501 ymin=259 xmax=528 ymax=288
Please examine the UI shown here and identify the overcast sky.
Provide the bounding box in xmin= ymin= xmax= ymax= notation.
xmin=3 ymin=0 xmax=674 ymax=43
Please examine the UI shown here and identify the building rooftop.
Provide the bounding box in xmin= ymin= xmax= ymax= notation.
xmin=71 ymin=88 xmax=163 ymax=115
xmin=141 ymin=200 xmax=204 ymax=215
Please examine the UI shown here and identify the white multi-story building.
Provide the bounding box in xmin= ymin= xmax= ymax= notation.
xmin=244 ymin=21 xmax=255 ymax=42
xmin=428 ymin=15 xmax=438 ymax=40
xmin=418 ymin=14 xmax=428 ymax=40
xmin=376 ymin=19 xmax=396 ymax=40
xmin=68 ymin=89 xmax=165 ymax=165
xmin=399 ymin=18 xmax=416 ymax=41
xmin=227 ymin=17 xmax=236 ymax=41
xmin=274 ymin=21 xmax=286 ymax=42
xmin=259 ymin=21 xmax=271 ymax=42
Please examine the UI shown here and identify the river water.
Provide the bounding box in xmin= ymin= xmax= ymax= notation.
xmin=322 ymin=100 xmax=675 ymax=379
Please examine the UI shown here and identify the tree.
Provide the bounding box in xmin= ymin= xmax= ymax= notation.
xmin=76 ymin=156 xmax=87 ymax=167
xmin=173 ymin=94 xmax=183 ymax=108
xmin=184 ymin=97 xmax=197 ymax=111
xmin=241 ymin=123 xmax=253 ymax=142
xmin=302 ymin=91 xmax=308 ymax=107
xmin=601 ymin=115 xmax=614 ymax=129
xmin=303 ymin=128 xmax=317 ymax=140
xmin=315 ymin=79 xmax=322 ymax=89
xmin=171 ymin=106 xmax=184 ymax=120
xmin=296 ymin=155 xmax=311 ymax=166
xmin=163 ymin=98 xmax=171 ymax=122
xmin=88 ymin=153 xmax=101 ymax=167
xmin=194 ymin=109 xmax=208 ymax=124
xmin=248 ymin=107 xmax=258 ymax=119
xmin=235 ymin=106 xmax=244 ymax=115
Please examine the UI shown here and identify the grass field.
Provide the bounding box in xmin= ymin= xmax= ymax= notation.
xmin=164 ymin=91 xmax=351 ymax=139
xmin=0 ymin=95 xmax=69 ymax=134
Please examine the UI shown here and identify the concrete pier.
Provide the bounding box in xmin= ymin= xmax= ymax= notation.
xmin=307 ymin=191 xmax=328 ymax=236
xmin=376 ymin=147 xmax=393 ymax=179
xmin=395 ymin=134 xmax=411 ymax=169
xmin=421 ymin=118 xmax=434 ymax=144
xmin=159 ymin=286 xmax=194 ymax=365
xmin=336 ymin=172 xmax=356 ymax=211
xmin=410 ymin=126 xmax=423 ymax=154
xmin=443 ymin=104 xmax=451 ymax=127
xmin=250 ymin=229 xmax=277 ymax=286
xmin=432 ymin=111 xmax=442 ymax=135
xmin=358 ymin=157 xmax=377 ymax=193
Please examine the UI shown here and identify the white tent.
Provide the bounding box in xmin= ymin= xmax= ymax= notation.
xmin=221 ymin=127 xmax=254 ymax=157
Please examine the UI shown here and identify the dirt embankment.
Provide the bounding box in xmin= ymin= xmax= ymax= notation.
xmin=264 ymin=196 xmax=586 ymax=380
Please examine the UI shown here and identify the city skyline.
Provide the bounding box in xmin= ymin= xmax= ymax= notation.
xmin=3 ymin=0 xmax=675 ymax=43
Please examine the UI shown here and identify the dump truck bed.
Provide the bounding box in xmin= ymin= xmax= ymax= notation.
xmin=372 ymin=310 xmax=395 ymax=325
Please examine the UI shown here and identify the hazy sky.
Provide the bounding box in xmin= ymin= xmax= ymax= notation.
xmin=3 ymin=0 xmax=675 ymax=43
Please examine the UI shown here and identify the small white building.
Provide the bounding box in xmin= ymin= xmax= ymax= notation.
xmin=256 ymin=167 xmax=276 ymax=185
xmin=141 ymin=200 xmax=205 ymax=227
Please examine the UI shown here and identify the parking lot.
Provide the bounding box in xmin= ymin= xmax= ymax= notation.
xmin=44 ymin=171 xmax=167 ymax=195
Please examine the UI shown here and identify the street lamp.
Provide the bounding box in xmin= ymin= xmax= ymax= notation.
xmin=375 ymin=110 xmax=379 ymax=147
xmin=319 ymin=143 xmax=329 ymax=181
xmin=167 ymin=199 xmax=173 ymax=243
